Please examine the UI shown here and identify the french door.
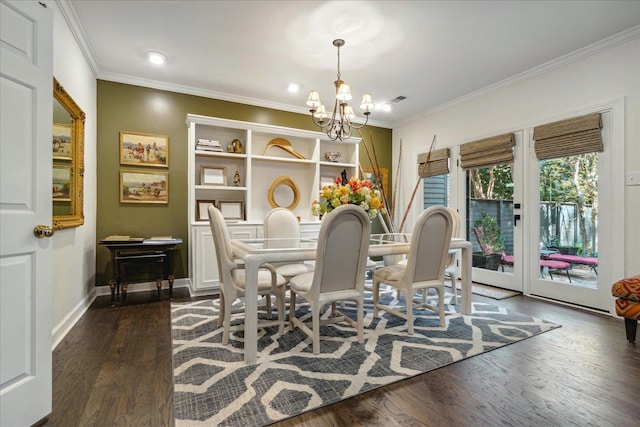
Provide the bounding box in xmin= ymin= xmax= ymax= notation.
xmin=464 ymin=131 xmax=524 ymax=293
xmin=527 ymin=105 xmax=623 ymax=311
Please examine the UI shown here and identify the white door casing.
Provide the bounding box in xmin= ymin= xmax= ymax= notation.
xmin=1 ymin=1 xmax=54 ymax=425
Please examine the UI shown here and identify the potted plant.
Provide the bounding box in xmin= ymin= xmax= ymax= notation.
xmin=472 ymin=212 xmax=505 ymax=270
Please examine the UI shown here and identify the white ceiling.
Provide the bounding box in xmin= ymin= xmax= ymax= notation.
xmin=65 ymin=0 xmax=640 ymax=128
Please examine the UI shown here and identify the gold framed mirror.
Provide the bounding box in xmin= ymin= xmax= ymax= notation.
xmin=53 ymin=78 xmax=85 ymax=229
xmin=267 ymin=176 xmax=300 ymax=210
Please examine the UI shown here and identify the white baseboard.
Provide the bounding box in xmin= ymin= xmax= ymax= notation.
xmin=52 ymin=278 xmax=192 ymax=351
xmin=52 ymin=288 xmax=97 ymax=350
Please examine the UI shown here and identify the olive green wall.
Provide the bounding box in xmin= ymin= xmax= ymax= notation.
xmin=96 ymin=80 xmax=392 ymax=287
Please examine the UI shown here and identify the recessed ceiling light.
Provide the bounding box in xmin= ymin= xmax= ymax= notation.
xmin=147 ymin=51 xmax=167 ymax=65
xmin=287 ymin=83 xmax=300 ymax=93
xmin=377 ymin=103 xmax=392 ymax=112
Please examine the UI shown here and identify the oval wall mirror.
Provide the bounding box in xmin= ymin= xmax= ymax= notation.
xmin=53 ymin=78 xmax=85 ymax=229
xmin=267 ymin=176 xmax=300 ymax=210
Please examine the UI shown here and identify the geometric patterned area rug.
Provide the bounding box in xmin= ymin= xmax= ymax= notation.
xmin=171 ymin=289 xmax=559 ymax=426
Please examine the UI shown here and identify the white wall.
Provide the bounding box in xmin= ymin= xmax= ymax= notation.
xmin=50 ymin=1 xmax=97 ymax=348
xmin=393 ymin=32 xmax=640 ymax=278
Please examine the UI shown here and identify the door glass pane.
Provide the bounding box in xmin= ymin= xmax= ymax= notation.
xmin=467 ymin=165 xmax=513 ymax=272
xmin=539 ymin=154 xmax=598 ymax=288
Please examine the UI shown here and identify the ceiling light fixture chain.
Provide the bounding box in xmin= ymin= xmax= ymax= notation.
xmin=306 ymin=39 xmax=374 ymax=141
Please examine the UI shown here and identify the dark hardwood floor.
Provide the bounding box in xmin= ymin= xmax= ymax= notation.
xmin=44 ymin=287 xmax=639 ymax=427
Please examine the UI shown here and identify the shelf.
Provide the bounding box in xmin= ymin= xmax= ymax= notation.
xmin=195 ymin=185 xmax=247 ymax=191
xmin=195 ymin=150 xmax=247 ymax=159
xmin=251 ymin=154 xmax=316 ymax=165
xmin=319 ymin=161 xmax=357 ymax=168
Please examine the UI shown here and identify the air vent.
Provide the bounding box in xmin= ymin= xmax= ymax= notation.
xmin=390 ymin=96 xmax=407 ymax=103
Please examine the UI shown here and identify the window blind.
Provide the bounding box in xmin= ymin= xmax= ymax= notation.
xmin=533 ymin=113 xmax=602 ymax=160
xmin=418 ymin=148 xmax=450 ymax=177
xmin=459 ymin=133 xmax=515 ymax=170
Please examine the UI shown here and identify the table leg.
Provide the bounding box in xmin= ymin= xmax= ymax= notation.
xmin=109 ymin=280 xmax=116 ymax=307
xmin=168 ymin=275 xmax=174 ymax=299
xmin=244 ymin=255 xmax=259 ymax=364
xmin=156 ymin=258 xmax=163 ymax=300
xmin=460 ymin=244 xmax=472 ymax=315
xmin=120 ymin=261 xmax=128 ymax=305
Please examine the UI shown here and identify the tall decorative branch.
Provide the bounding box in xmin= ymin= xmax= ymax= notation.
xmin=391 ymin=139 xmax=402 ymax=220
xmin=356 ymin=129 xmax=395 ymax=233
xmin=398 ymin=134 xmax=437 ymax=233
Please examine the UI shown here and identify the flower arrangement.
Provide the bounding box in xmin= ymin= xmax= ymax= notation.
xmin=312 ymin=175 xmax=386 ymax=220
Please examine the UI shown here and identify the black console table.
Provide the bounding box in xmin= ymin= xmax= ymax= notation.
xmin=98 ymin=238 xmax=182 ymax=306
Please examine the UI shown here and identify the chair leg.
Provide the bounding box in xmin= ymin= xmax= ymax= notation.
xmin=372 ymin=278 xmax=380 ymax=317
xmin=357 ymin=298 xmax=364 ymax=344
xmin=625 ymin=317 xmax=637 ymax=343
xmin=312 ymin=302 xmax=320 ymax=354
xmin=276 ymin=289 xmax=285 ymax=335
xmin=222 ymin=294 xmax=233 ymax=345
xmin=404 ymin=290 xmax=414 ymax=335
xmin=436 ymin=287 xmax=445 ymax=327
xmin=265 ymin=294 xmax=272 ymax=320
xmin=288 ymin=291 xmax=296 ymax=329
xmin=217 ymin=292 xmax=225 ymax=328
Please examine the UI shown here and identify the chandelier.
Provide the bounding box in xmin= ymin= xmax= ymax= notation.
xmin=306 ymin=39 xmax=374 ymax=141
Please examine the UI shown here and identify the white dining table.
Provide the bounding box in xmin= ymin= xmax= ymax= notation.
xmin=231 ymin=234 xmax=473 ymax=364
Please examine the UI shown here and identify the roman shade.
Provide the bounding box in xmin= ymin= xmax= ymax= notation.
xmin=459 ymin=133 xmax=515 ymax=170
xmin=533 ymin=113 xmax=603 ymax=160
xmin=418 ymin=148 xmax=450 ymax=178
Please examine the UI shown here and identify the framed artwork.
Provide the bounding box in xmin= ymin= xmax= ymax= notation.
xmin=53 ymin=123 xmax=72 ymax=160
xmin=120 ymin=169 xmax=169 ymax=204
xmin=196 ymin=200 xmax=216 ymax=221
xmin=53 ymin=164 xmax=72 ymax=201
xmin=200 ymin=165 xmax=227 ymax=186
xmin=120 ymin=131 xmax=169 ymax=167
xmin=320 ymin=175 xmax=336 ymax=189
xmin=218 ymin=201 xmax=244 ymax=220
xmin=362 ymin=167 xmax=389 ymax=193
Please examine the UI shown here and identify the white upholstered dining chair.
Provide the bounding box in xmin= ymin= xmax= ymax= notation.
xmin=397 ymin=206 xmax=460 ymax=303
xmin=288 ymin=204 xmax=371 ymax=354
xmin=373 ymin=205 xmax=453 ymax=334
xmin=263 ymin=207 xmax=314 ymax=281
xmin=208 ymin=205 xmax=287 ymax=345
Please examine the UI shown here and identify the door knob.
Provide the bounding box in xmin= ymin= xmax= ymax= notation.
xmin=33 ymin=225 xmax=55 ymax=238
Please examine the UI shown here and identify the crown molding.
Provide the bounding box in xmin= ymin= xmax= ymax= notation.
xmin=393 ymin=25 xmax=640 ymax=128
xmin=55 ymin=0 xmax=100 ymax=77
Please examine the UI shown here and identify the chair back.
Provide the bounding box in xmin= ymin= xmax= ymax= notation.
xmin=207 ymin=205 xmax=236 ymax=285
xmin=311 ymin=205 xmax=371 ymax=297
xmin=403 ymin=206 xmax=453 ymax=284
xmin=264 ymin=207 xmax=300 ymax=249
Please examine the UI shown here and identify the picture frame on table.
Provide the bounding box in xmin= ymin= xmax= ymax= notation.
xmin=218 ymin=201 xmax=244 ymax=221
xmin=119 ymin=130 xmax=169 ymax=167
xmin=53 ymin=163 xmax=72 ymax=201
xmin=200 ymin=165 xmax=227 ymax=186
xmin=120 ymin=169 xmax=169 ymax=204
xmin=196 ymin=200 xmax=216 ymax=221
xmin=53 ymin=123 xmax=72 ymax=160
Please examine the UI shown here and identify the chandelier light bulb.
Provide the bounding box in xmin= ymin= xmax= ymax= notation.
xmin=360 ymin=94 xmax=374 ymax=113
xmin=306 ymin=90 xmax=322 ymax=109
xmin=336 ymin=83 xmax=352 ymax=102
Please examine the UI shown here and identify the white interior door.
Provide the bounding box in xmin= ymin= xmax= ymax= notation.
xmin=527 ymin=104 xmax=624 ymax=312
xmin=1 ymin=1 xmax=54 ymax=425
